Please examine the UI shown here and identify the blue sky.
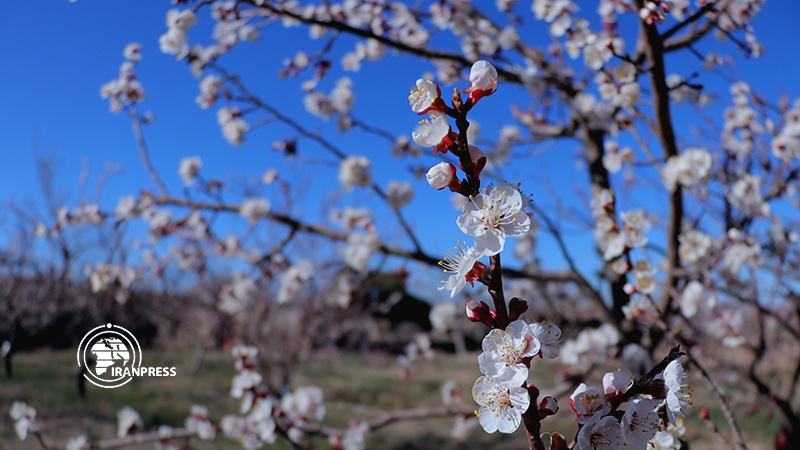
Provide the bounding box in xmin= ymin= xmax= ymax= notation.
xmin=2 ymin=2 xmax=800 ymax=300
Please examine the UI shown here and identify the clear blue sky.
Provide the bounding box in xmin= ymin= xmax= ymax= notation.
xmin=2 ymin=2 xmax=800 ymax=300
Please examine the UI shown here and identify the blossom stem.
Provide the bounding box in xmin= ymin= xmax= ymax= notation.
xmin=488 ymin=254 xmax=509 ymax=329
xmin=129 ymin=103 xmax=169 ymax=196
xmin=521 ymin=411 xmax=546 ymax=450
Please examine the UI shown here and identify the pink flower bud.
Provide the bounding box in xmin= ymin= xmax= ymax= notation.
xmin=426 ymin=162 xmax=461 ymax=192
xmin=539 ymin=396 xmax=559 ymax=417
xmin=508 ymin=297 xmax=528 ymax=321
xmin=465 ymin=60 xmax=498 ymax=105
xmin=466 ymin=300 xmax=494 ymax=328
xmin=461 ymin=144 xmax=487 ymax=179
xmin=527 ymin=383 xmax=540 ymax=401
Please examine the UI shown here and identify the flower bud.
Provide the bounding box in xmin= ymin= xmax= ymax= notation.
xmin=539 ymin=396 xmax=559 ymax=417
xmin=466 ymin=300 xmax=494 ymax=328
xmin=425 ymin=162 xmax=461 ymax=192
xmin=461 ymin=144 xmax=487 ymax=179
xmin=465 ymin=60 xmax=498 ymax=105
xmin=527 ymin=383 xmax=540 ymax=402
xmin=508 ymin=297 xmax=528 ymax=321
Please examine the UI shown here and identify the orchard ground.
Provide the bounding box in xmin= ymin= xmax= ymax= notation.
xmin=0 ymin=347 xmax=780 ymax=449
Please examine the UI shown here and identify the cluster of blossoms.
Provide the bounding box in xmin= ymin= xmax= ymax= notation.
xmin=158 ymin=9 xmax=198 ymax=59
xmin=772 ymin=99 xmax=800 ymax=160
xmin=472 ymin=320 xmax=562 ymax=433
xmin=722 ymin=81 xmax=764 ymax=158
xmin=342 ymin=230 xmax=379 ymax=272
xmin=728 ymin=173 xmax=768 ymax=217
xmin=720 ymin=228 xmax=762 ymax=277
xmin=677 ymin=280 xmax=716 ymax=319
xmin=196 ymin=74 xmax=224 ymax=109
xmin=569 ymin=358 xmax=692 ymax=450
xmin=217 ymin=107 xmax=250 ymax=146
xmin=239 ymin=197 xmax=271 ymax=223
xmin=84 ymin=263 xmax=139 ymax=303
xmin=397 ymin=333 xmax=434 ymax=378
xmin=100 ymin=43 xmax=146 ymax=113
xmin=536 ymin=1 xmax=624 ymax=71
xmin=276 ymin=259 xmax=313 ymax=305
xmin=421 ymin=94 xmax=530 ymax=294
xmin=223 ymin=346 xmax=369 ymax=450
xmin=36 ymin=203 xmax=106 ymax=238
xmin=590 ymin=188 xmax=650 ymax=264
xmin=601 ymin=139 xmax=635 ymax=175
xmin=304 ymin=77 xmax=356 ymax=131
xmin=678 ymin=229 xmax=714 ymax=266
xmin=219 ymin=270 xmax=259 ymax=315
xmin=338 ymin=155 xmax=372 ymax=190
xmin=561 ymin=323 xmax=621 ymax=370
xmin=185 ymin=404 xmax=216 ymax=440
xmin=596 ymin=63 xmax=641 ymax=113
xmin=9 ymin=401 xmax=38 ymax=441
xmin=179 ymin=156 xmax=204 ymax=186
xmin=662 ymin=147 xmax=713 ymax=192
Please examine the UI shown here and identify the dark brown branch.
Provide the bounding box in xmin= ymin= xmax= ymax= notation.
xmin=636 ymin=0 xmax=684 ymax=317
xmin=488 ymin=254 xmax=509 ymax=329
xmin=129 ymin=104 xmax=169 ymax=196
xmin=661 ymin=3 xmax=718 ymax=42
xmin=662 ymin=1 xmax=730 ymax=52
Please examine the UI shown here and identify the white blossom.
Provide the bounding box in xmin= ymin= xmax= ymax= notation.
xmin=9 ymin=402 xmax=37 ymax=441
xmin=339 ymin=156 xmax=372 ymax=190
xmin=664 ymin=358 xmax=693 ymax=424
xmin=117 ymin=406 xmax=142 ymax=438
xmin=679 ymin=229 xmax=713 ymax=265
xmin=457 ymin=183 xmax=531 ymax=256
xmin=528 ymin=321 xmax=562 ymax=358
xmin=438 ymin=242 xmax=483 ymax=298
xmin=679 ymin=281 xmax=716 ymax=318
xmin=219 ymin=271 xmax=258 ymax=315
xmin=196 ymin=75 xmax=223 ymax=109
xmin=575 ymin=415 xmax=624 ymax=450
xmin=342 ymin=232 xmax=379 ymax=272
xmin=472 ymin=376 xmax=530 ymax=434
xmin=179 ymin=156 xmax=202 ymax=186
xmin=277 ymin=260 xmax=313 ymax=304
xmin=621 ymin=398 xmax=661 ymax=450
xmin=386 ymin=181 xmax=413 ymax=209
xmin=412 ymin=111 xmax=450 ymax=149
xmin=478 ymin=320 xmax=540 ymax=387
xmin=281 ymin=386 xmax=326 ymax=422
xmin=239 ymin=198 xmax=271 ymax=223
xmin=408 ymin=78 xmax=442 ymax=114
xmin=570 ymin=383 xmax=611 ymax=425
xmin=430 ymin=302 xmax=458 ymax=333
